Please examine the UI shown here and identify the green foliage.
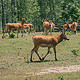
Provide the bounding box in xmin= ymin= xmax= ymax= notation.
xmin=23 ymin=29 xmax=26 ymax=33
xmin=3 ymin=34 xmax=8 ymax=38
xmin=33 ymin=30 xmax=36 ymax=33
xmin=46 ymin=30 xmax=50 ymax=35
xmin=10 ymin=32 xmax=15 ymax=38
xmin=65 ymin=31 xmax=72 ymax=35
xmin=0 ymin=0 xmax=80 ymax=29
xmin=14 ymin=31 xmax=17 ymax=33
xmin=24 ymin=56 xmax=29 ymax=63
xmin=0 ymin=31 xmax=2 ymax=34
xmin=58 ymin=76 xmax=64 ymax=80
xmin=71 ymin=49 xmax=79 ymax=56
xmin=50 ymin=50 xmax=53 ymax=54
xmin=60 ymin=0 xmax=80 ymax=22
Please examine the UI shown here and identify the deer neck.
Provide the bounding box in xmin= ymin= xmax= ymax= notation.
xmin=21 ymin=20 xmax=24 ymax=25
xmin=57 ymin=34 xmax=63 ymax=44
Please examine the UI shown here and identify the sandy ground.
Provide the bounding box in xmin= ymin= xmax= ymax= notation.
xmin=25 ymin=65 xmax=80 ymax=76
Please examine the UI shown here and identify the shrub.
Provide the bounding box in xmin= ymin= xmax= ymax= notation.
xmin=71 ymin=49 xmax=79 ymax=61
xmin=71 ymin=49 xmax=79 ymax=56
xmin=0 ymin=32 xmax=2 ymax=34
xmin=3 ymin=34 xmax=8 ymax=38
xmin=23 ymin=29 xmax=26 ymax=33
xmin=14 ymin=31 xmax=17 ymax=33
xmin=58 ymin=76 xmax=64 ymax=80
xmin=33 ymin=30 xmax=36 ymax=33
xmin=50 ymin=50 xmax=53 ymax=54
xmin=10 ymin=32 xmax=15 ymax=38
xmin=65 ymin=31 xmax=72 ymax=35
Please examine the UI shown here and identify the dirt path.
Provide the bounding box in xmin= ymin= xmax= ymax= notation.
xmin=25 ymin=65 xmax=80 ymax=76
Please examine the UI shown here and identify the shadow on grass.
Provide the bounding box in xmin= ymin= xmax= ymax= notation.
xmin=31 ymin=59 xmax=61 ymax=63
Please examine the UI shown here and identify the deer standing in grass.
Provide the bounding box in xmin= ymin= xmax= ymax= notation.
xmin=63 ymin=22 xmax=72 ymax=32
xmin=3 ymin=18 xmax=27 ymax=38
xmin=40 ymin=19 xmax=52 ymax=35
xmin=63 ymin=22 xmax=78 ymax=34
xmin=71 ymin=22 xmax=78 ymax=34
xmin=30 ymin=31 xmax=69 ymax=62
xmin=49 ymin=20 xmax=55 ymax=32
xmin=23 ymin=23 xmax=33 ymax=33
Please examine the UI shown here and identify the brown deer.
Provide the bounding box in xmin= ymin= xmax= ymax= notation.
xmin=23 ymin=23 xmax=33 ymax=33
xmin=63 ymin=22 xmax=78 ymax=34
xmin=30 ymin=31 xmax=69 ymax=62
xmin=49 ymin=20 xmax=55 ymax=32
xmin=40 ymin=19 xmax=52 ymax=35
xmin=71 ymin=22 xmax=78 ymax=34
xmin=63 ymin=22 xmax=72 ymax=32
xmin=3 ymin=18 xmax=27 ymax=38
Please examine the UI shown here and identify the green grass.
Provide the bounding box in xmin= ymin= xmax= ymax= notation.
xmin=0 ymin=32 xmax=80 ymax=80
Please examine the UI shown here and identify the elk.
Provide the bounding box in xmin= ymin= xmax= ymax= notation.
xmin=63 ymin=22 xmax=78 ymax=34
xmin=30 ymin=31 xmax=69 ymax=62
xmin=63 ymin=22 xmax=72 ymax=32
xmin=40 ymin=19 xmax=52 ymax=35
xmin=3 ymin=18 xmax=27 ymax=38
xmin=71 ymin=22 xmax=78 ymax=34
xmin=49 ymin=20 xmax=55 ymax=32
xmin=23 ymin=23 xmax=33 ymax=33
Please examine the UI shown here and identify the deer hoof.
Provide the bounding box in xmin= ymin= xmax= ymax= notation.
xmin=41 ymin=58 xmax=44 ymax=61
xmin=55 ymin=59 xmax=58 ymax=61
xmin=30 ymin=59 xmax=33 ymax=62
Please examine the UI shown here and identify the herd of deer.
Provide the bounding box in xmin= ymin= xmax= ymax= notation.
xmin=3 ymin=18 xmax=78 ymax=62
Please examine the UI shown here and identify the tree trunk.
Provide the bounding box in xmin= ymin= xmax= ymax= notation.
xmin=1 ymin=0 xmax=5 ymax=38
xmin=49 ymin=0 xmax=53 ymax=20
xmin=6 ymin=0 xmax=8 ymax=23
xmin=11 ymin=0 xmax=14 ymax=22
xmin=52 ymin=0 xmax=56 ymax=23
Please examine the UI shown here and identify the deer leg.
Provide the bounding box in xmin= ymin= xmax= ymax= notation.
xmin=41 ymin=47 xmax=50 ymax=60
xmin=17 ymin=29 xmax=19 ymax=38
xmin=35 ymin=49 xmax=42 ymax=60
xmin=30 ymin=49 xmax=35 ymax=62
xmin=53 ymin=47 xmax=58 ymax=61
xmin=8 ymin=28 xmax=11 ymax=38
xmin=50 ymin=28 xmax=52 ymax=35
xmin=53 ymin=27 xmax=54 ymax=32
xmin=28 ymin=28 xmax=30 ymax=34
xmin=21 ymin=28 xmax=23 ymax=37
xmin=30 ymin=46 xmax=39 ymax=62
xmin=44 ymin=28 xmax=46 ymax=35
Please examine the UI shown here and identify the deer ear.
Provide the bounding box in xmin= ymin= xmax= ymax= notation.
xmin=22 ymin=18 xmax=25 ymax=20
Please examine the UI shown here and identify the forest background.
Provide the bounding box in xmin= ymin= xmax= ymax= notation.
xmin=0 ymin=0 xmax=80 ymax=31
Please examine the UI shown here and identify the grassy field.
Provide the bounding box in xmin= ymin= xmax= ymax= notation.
xmin=0 ymin=32 xmax=80 ymax=80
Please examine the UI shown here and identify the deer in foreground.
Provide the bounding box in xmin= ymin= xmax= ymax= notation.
xmin=30 ymin=31 xmax=69 ymax=62
xmin=3 ymin=18 xmax=27 ymax=38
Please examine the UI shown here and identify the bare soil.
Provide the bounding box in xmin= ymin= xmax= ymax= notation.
xmin=25 ymin=65 xmax=80 ymax=76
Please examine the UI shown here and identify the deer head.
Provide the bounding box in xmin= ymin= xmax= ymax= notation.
xmin=22 ymin=18 xmax=27 ymax=23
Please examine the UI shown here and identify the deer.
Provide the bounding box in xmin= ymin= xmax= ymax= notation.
xmin=3 ymin=18 xmax=27 ymax=38
xmin=63 ymin=22 xmax=72 ymax=32
xmin=30 ymin=31 xmax=69 ymax=62
xmin=63 ymin=22 xmax=78 ymax=34
xmin=49 ymin=20 xmax=55 ymax=32
xmin=71 ymin=22 xmax=78 ymax=34
xmin=40 ymin=19 xmax=52 ymax=35
xmin=23 ymin=23 xmax=33 ymax=33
